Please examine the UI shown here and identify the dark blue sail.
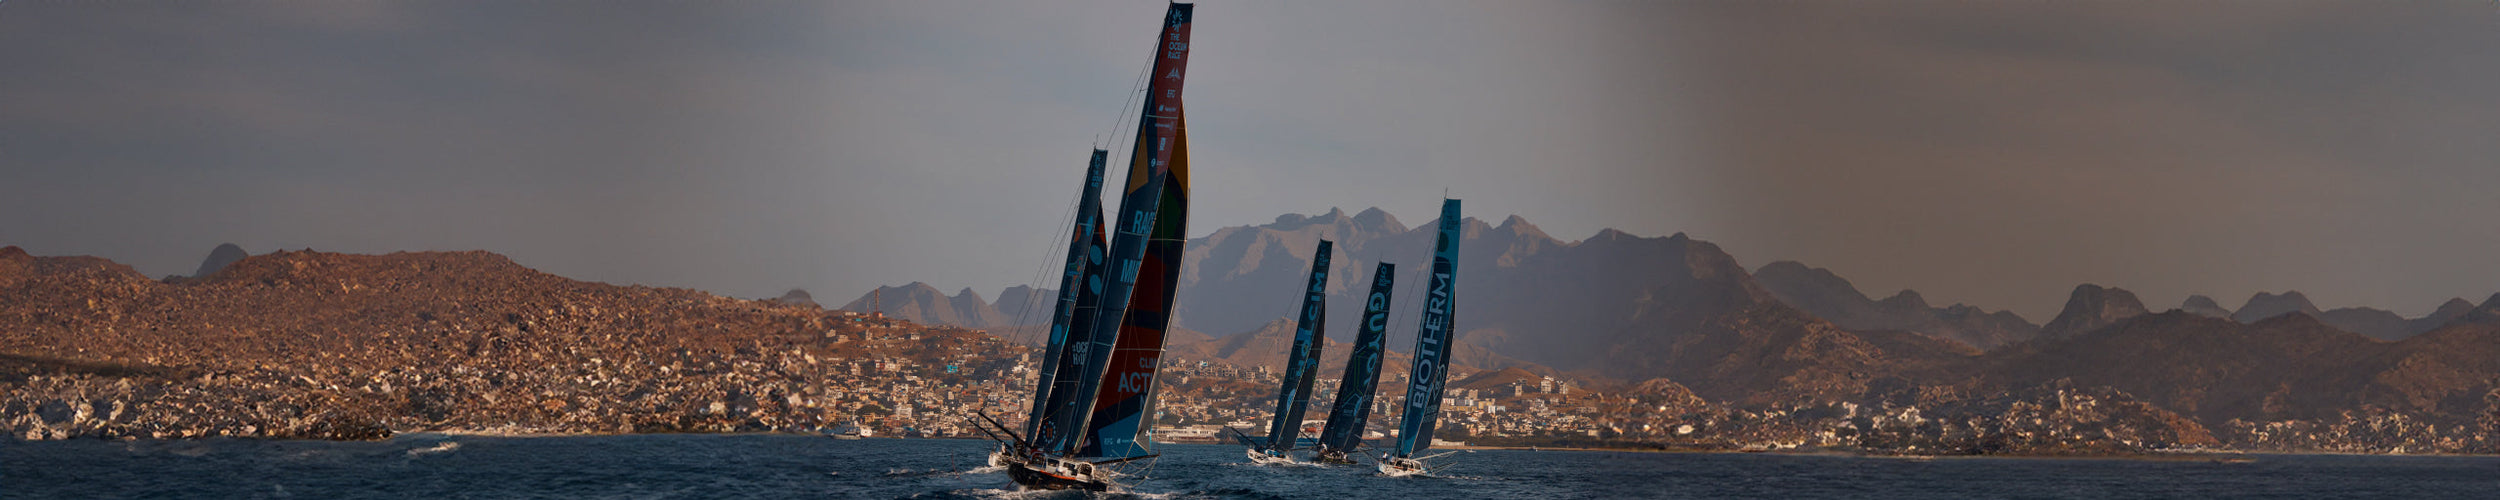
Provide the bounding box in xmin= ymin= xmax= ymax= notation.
xmin=1023 ymin=150 xmax=1110 ymax=440
xmin=1262 ymin=240 xmax=1332 ymax=451
xmin=1069 ymin=3 xmax=1194 ymax=460
xmin=1317 ymin=262 xmax=1394 ymax=454
xmin=1394 ymin=199 xmax=1461 ymax=458
xmin=1034 ymin=217 xmax=1114 ymax=453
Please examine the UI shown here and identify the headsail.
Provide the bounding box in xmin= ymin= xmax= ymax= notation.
xmin=1317 ymin=262 xmax=1394 ymax=453
xmin=1023 ymin=150 xmax=1111 ymax=440
xmin=1393 ymin=199 xmax=1462 ymax=458
xmin=1071 ymin=3 xmax=1195 ymax=460
xmin=1263 ymin=240 xmax=1333 ymax=451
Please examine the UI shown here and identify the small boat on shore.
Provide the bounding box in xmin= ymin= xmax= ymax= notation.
xmin=828 ymin=420 xmax=866 ymax=440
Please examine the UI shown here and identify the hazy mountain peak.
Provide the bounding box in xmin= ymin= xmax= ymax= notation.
xmin=1754 ymin=260 xmax=2037 ymax=350
xmin=192 ymin=243 xmax=250 ymax=278
xmin=2233 ymin=290 xmax=2322 ymax=323
xmin=1878 ymin=289 xmax=1930 ymax=310
xmin=1269 ymin=209 xmax=1352 ymax=231
xmin=1495 ymin=214 xmax=1551 ymax=240
xmin=2463 ymin=293 xmax=2500 ymax=325
xmin=992 ymin=285 xmax=1051 ymax=322
xmin=1750 ymin=260 xmax=1870 ymax=298
xmin=2433 ymin=297 xmax=2475 ymax=317
xmin=775 ymin=288 xmax=819 ymax=307
xmin=1350 ymin=207 xmax=1405 ymax=233
xmin=1586 ymin=228 xmax=1638 ymax=244
xmin=2041 ymin=283 xmax=2149 ymax=338
xmin=2180 ymin=294 xmax=2231 ymax=318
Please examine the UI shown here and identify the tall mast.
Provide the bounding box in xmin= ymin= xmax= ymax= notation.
xmin=1062 ymin=2 xmax=1195 ymax=459
xmin=1318 ymin=262 xmax=1395 ymax=453
xmin=1265 ymin=240 xmax=1332 ymax=451
xmin=1394 ymin=199 xmax=1462 ymax=458
xmin=1023 ymin=150 xmax=1111 ymax=440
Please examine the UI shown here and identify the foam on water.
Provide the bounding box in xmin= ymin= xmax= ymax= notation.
xmin=405 ymin=441 xmax=460 ymax=457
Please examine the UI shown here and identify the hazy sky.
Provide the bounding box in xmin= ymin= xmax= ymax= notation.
xmin=2 ymin=1 xmax=2493 ymax=320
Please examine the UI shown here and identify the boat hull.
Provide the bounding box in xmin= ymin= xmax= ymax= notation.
xmin=1005 ymin=461 xmax=1108 ymax=491
xmin=1377 ymin=457 xmax=1428 ymax=477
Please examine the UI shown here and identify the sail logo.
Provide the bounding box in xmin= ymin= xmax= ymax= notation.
xmin=1408 ymin=271 xmax=1453 ymax=410
xmin=1115 ymin=357 xmax=1158 ymax=392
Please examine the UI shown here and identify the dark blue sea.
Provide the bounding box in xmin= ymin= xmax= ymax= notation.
xmin=4 ymin=434 xmax=2495 ymax=499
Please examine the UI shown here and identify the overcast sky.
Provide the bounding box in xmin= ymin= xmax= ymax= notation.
xmin=2 ymin=1 xmax=2494 ymax=320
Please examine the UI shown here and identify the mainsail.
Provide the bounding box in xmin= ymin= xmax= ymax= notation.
xmin=1262 ymin=240 xmax=1333 ymax=452
xmin=1393 ymin=199 xmax=1462 ymax=458
xmin=1023 ymin=150 xmax=1110 ymax=441
xmin=1317 ymin=262 xmax=1394 ymax=454
xmin=985 ymin=3 xmax=1196 ymax=492
xmin=1072 ymin=3 xmax=1195 ymax=460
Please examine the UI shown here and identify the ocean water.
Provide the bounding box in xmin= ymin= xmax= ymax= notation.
xmin=3 ymin=434 xmax=2495 ymax=499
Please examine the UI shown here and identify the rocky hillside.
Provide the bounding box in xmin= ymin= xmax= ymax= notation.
xmin=0 ymin=246 xmax=1029 ymax=440
xmin=1955 ymin=309 xmax=2500 ymax=434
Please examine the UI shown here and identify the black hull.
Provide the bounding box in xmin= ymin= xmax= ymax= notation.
xmin=1313 ymin=451 xmax=1357 ymax=465
xmin=1006 ymin=461 xmax=1109 ymax=492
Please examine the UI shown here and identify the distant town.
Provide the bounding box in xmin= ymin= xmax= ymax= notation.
xmin=4 ymin=306 xmax=2470 ymax=455
xmin=1 ymin=246 xmax=2490 ymax=456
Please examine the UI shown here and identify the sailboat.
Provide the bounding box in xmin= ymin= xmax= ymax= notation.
xmin=1313 ymin=262 xmax=1395 ymax=465
xmin=1379 ymin=199 xmax=1464 ymax=477
xmin=968 ymin=3 xmax=1195 ymax=492
xmin=1235 ymin=240 xmax=1333 ymax=464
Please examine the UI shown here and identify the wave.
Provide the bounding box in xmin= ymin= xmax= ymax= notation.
xmin=406 ymin=441 xmax=461 ymax=457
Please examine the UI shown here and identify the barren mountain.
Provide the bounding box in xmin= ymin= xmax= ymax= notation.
xmin=2179 ymin=295 xmax=2232 ymax=318
xmin=190 ymin=243 xmax=250 ymax=279
xmin=1964 ymin=311 xmax=2500 ymax=429
xmin=2038 ymin=284 xmax=2150 ymax=338
xmin=774 ymin=288 xmax=819 ymax=307
xmin=837 ymin=283 xmax=1014 ymax=330
xmin=2232 ymin=291 xmax=2323 ymax=323
xmin=2312 ymin=298 xmax=2477 ymax=341
xmin=1754 ymin=261 xmax=2039 ymax=350
xmin=884 ymin=208 xmax=1984 ymax=404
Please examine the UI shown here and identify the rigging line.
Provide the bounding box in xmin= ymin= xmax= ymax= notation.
xmin=1004 ymin=161 xmax=1089 ymax=350
xmin=1384 ymin=196 xmax=1451 ymax=396
xmin=1096 ymin=25 xmax=1159 ymax=151
xmin=1382 ymin=258 xmax=1429 ymax=384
